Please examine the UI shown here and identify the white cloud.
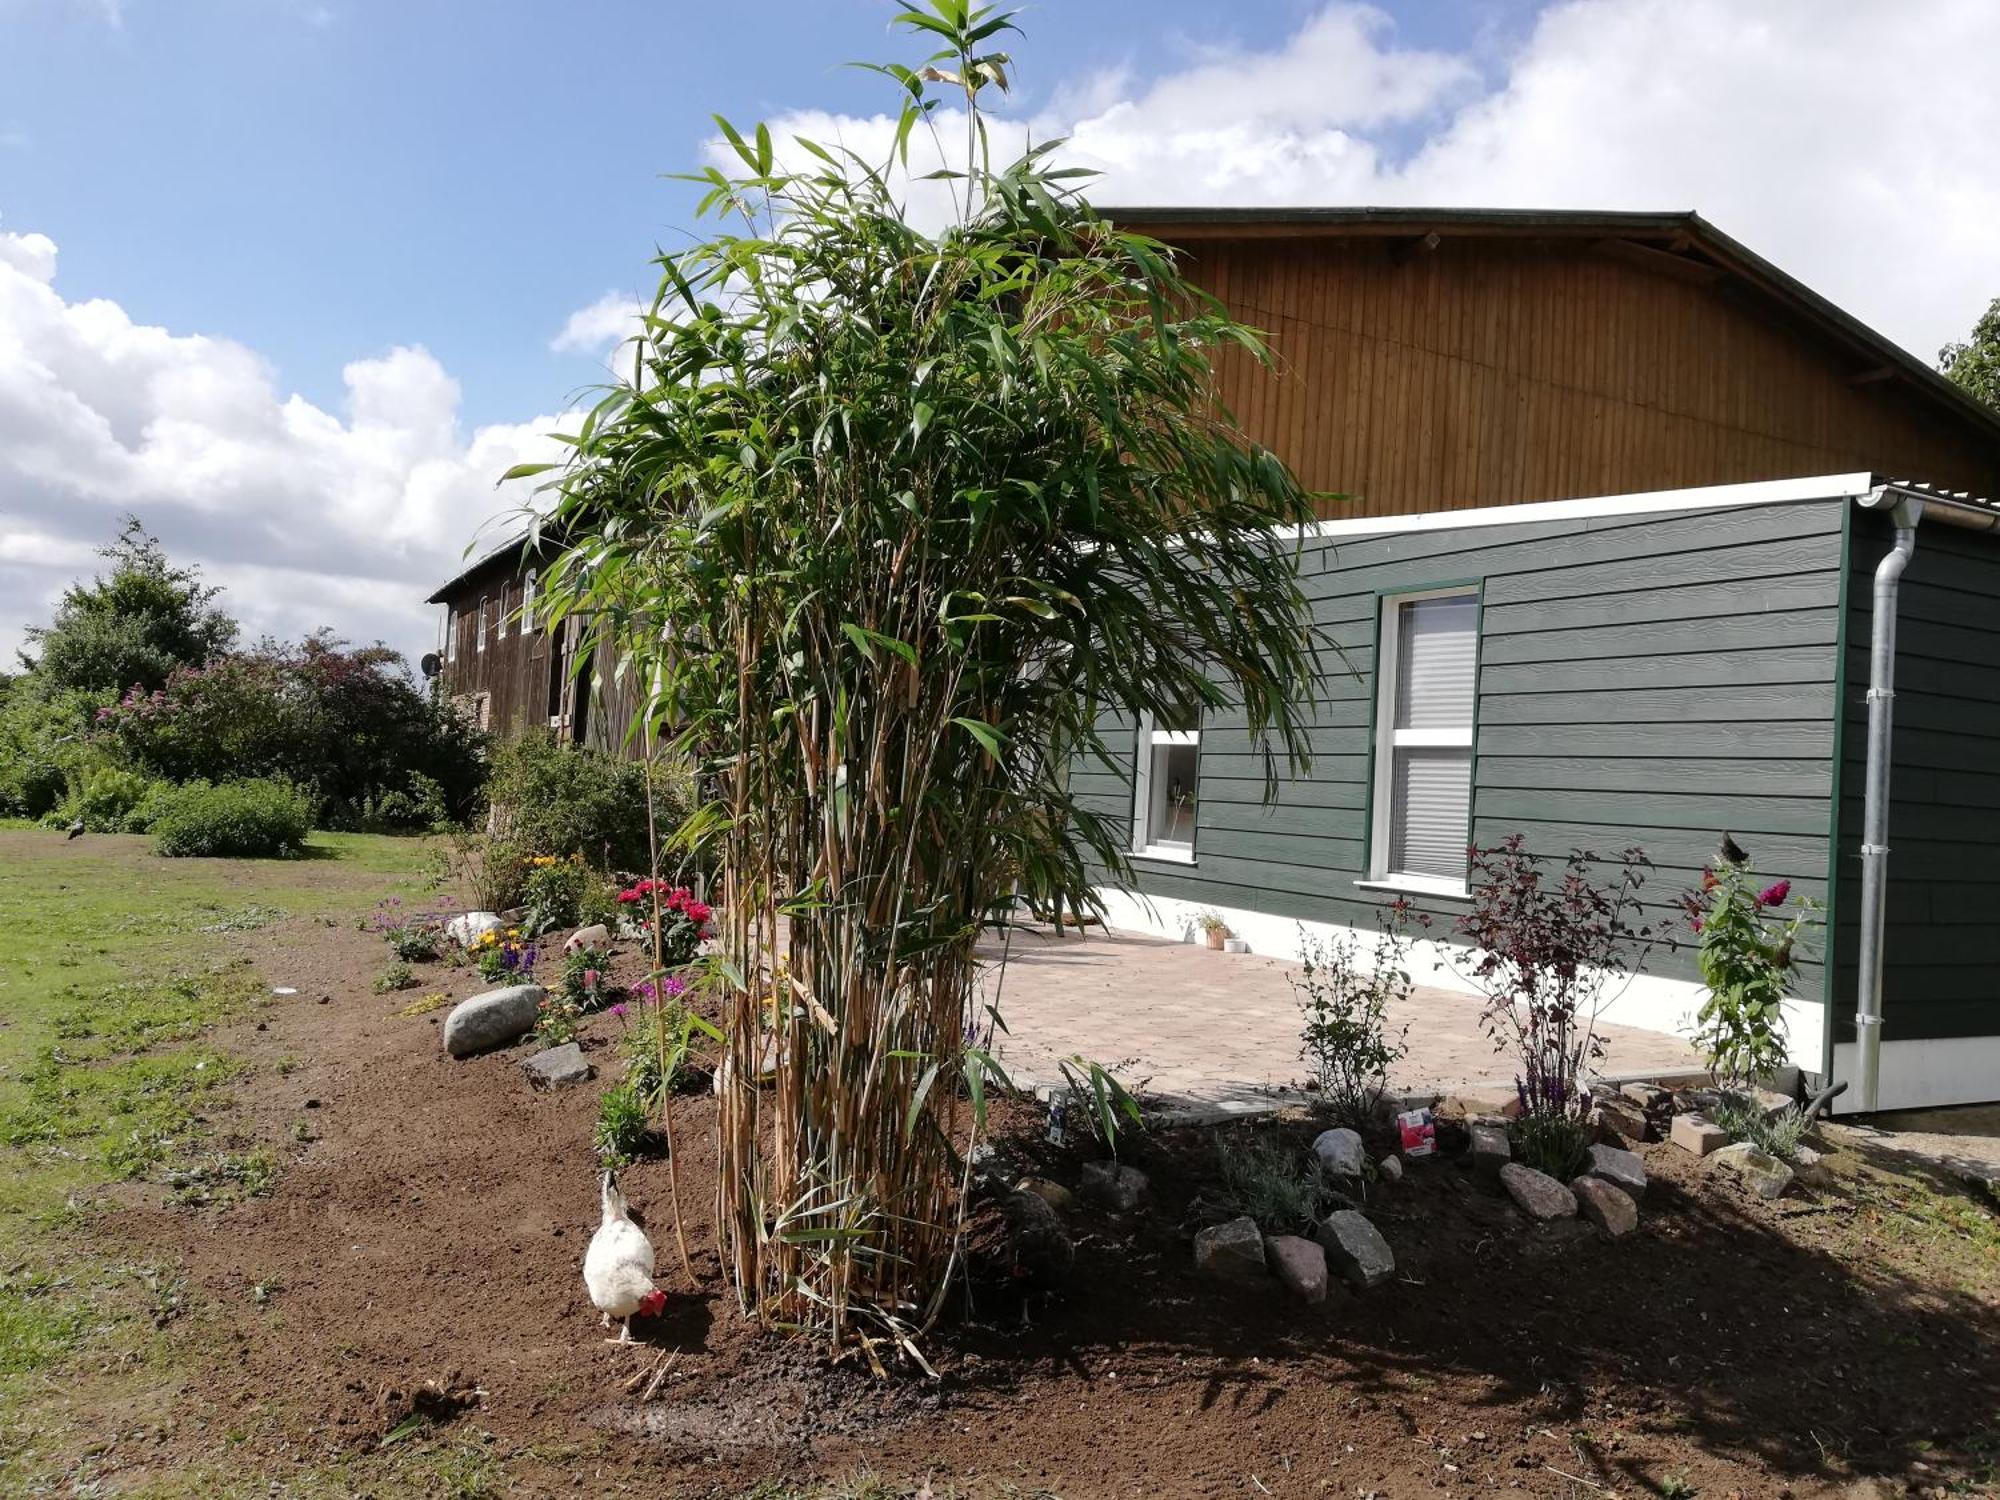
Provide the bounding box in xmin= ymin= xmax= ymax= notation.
xmin=550 ymin=291 xmax=646 ymax=356
xmin=0 ymin=225 xmax=570 ymax=668
xmin=717 ymin=0 xmax=2000 ymax=368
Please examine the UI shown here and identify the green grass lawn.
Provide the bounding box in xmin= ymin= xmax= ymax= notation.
xmin=0 ymin=825 xmax=435 ymax=1488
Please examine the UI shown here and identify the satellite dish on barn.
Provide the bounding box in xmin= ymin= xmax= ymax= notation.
xmin=420 ymin=652 xmax=442 ymax=679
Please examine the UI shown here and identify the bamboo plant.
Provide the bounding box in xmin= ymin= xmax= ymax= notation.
xmin=519 ymin=0 xmax=1324 ymax=1357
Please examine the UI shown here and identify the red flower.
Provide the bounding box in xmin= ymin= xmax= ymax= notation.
xmin=1700 ymin=868 xmax=1719 ymax=892
xmin=1757 ymin=880 xmax=1791 ymax=908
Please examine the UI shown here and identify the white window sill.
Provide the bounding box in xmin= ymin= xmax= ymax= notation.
xmin=1133 ymin=845 xmax=1197 ymax=866
xmin=1354 ymin=876 xmax=1471 ymax=901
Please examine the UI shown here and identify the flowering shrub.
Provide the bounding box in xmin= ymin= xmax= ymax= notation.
xmin=471 ymin=927 xmax=538 ymax=983
xmin=365 ymin=895 xmax=454 ymax=963
xmin=617 ymin=881 xmax=714 ymax=968
xmin=1682 ymin=845 xmax=1819 ymax=1088
xmin=534 ymin=992 xmax=582 ymax=1047
xmin=1292 ymin=902 xmax=1423 ymax=1128
xmin=1455 ymin=836 xmax=1656 ymax=1121
xmin=561 ymin=945 xmax=615 ymax=1012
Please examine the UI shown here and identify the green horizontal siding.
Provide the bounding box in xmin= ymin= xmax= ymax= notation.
xmin=1079 ymin=496 xmax=1851 ymax=992
xmin=1831 ymin=511 xmax=2000 ymax=1044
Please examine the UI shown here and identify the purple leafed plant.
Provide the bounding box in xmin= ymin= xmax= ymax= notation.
xmin=1453 ymin=835 xmax=1657 ymax=1121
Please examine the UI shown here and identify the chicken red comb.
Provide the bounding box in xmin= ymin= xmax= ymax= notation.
xmin=638 ymin=1289 xmax=668 ymax=1318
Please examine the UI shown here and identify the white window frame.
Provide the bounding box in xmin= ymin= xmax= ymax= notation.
xmin=477 ymin=593 xmax=489 ymax=653
xmin=523 ymin=569 xmax=538 ymax=633
xmin=444 ymin=606 xmax=458 ymax=663
xmin=1363 ymin=585 xmax=1478 ymax=898
xmin=495 ymin=581 xmax=509 ymax=640
xmin=1131 ymin=711 xmax=1200 ymax=864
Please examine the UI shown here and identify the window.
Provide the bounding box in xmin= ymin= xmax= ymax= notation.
xmin=495 ymin=582 xmax=509 ymax=640
xmin=523 ymin=569 xmax=538 ymax=632
xmin=1369 ymin=588 xmax=1478 ymax=894
xmin=1132 ymin=711 xmax=1199 ymax=862
xmin=445 ymin=607 xmax=458 ymax=663
xmin=477 ymin=594 xmax=489 ymax=652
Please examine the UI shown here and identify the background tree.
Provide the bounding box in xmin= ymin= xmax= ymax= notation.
xmin=1939 ymin=296 xmax=2000 ymax=412
xmin=20 ymin=517 xmax=238 ymax=693
xmin=527 ymin=1 xmax=1325 ymax=1354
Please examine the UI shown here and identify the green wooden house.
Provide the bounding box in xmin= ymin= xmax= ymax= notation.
xmin=1070 ymin=210 xmax=2000 ymax=1114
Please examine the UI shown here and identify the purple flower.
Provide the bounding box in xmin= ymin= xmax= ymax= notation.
xmin=609 ymin=1003 xmax=628 ymax=1020
xmin=660 ymin=975 xmax=688 ymax=999
xmin=1757 ymin=880 xmax=1791 ymax=908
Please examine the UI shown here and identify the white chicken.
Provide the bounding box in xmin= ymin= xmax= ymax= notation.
xmin=583 ymin=1171 xmax=666 ymax=1344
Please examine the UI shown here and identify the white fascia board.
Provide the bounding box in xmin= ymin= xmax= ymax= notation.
xmin=1278 ymin=473 xmax=1877 ymax=543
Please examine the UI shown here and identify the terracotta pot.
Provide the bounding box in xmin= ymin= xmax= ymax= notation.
xmin=1204 ymin=928 xmax=1227 ymax=951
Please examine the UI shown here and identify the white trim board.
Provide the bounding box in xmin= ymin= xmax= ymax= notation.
xmin=1093 ymin=884 xmax=1828 ymax=1083
xmin=1277 ymin=472 xmax=1875 ymax=542
xmin=1827 ymin=1037 xmax=2000 ymax=1115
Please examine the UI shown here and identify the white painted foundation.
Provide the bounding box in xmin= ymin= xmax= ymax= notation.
xmin=1828 ymin=1036 xmax=2000 ymax=1114
xmin=1094 ymin=885 xmax=1828 ymax=1080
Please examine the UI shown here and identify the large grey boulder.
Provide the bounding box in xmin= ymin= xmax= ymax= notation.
xmin=1194 ymin=1216 xmax=1267 ymax=1284
xmin=1499 ymin=1162 xmax=1577 ymax=1221
xmin=1311 ymin=1127 xmax=1366 ymax=1178
xmin=443 ymin=984 xmax=544 ymax=1059
xmin=1572 ymin=1175 xmax=1639 ymax=1238
xmin=1266 ymin=1234 xmax=1329 ymax=1304
xmin=1711 ymin=1141 xmax=1795 ymax=1199
xmin=1315 ymin=1209 xmax=1394 ymax=1290
xmin=521 ymin=1041 xmax=592 ymax=1089
xmin=1080 ymin=1159 xmax=1149 ymax=1213
xmin=1586 ymin=1142 xmax=1648 ymax=1200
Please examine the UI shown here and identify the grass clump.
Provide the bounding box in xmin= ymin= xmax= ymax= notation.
xmin=1208 ymin=1133 xmax=1343 ymax=1236
xmin=594 ymin=1084 xmax=650 ymax=1168
xmin=150 ymin=778 xmax=313 ymax=858
xmin=1709 ymin=1093 xmax=1809 ymax=1161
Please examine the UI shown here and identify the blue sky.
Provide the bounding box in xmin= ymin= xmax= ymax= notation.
xmin=2 ymin=0 xmax=1534 ymax=429
xmin=1 ymin=0 xmax=1995 ymax=663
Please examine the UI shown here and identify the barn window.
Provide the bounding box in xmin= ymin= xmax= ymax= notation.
xmin=1131 ymin=710 xmax=1199 ymax=863
xmin=445 ymin=607 xmax=458 ymax=663
xmin=495 ymin=581 xmax=509 ymax=640
xmin=477 ymin=594 xmax=489 ymax=652
xmin=523 ymin=569 xmax=538 ymax=632
xmin=1369 ymin=587 xmax=1479 ymax=894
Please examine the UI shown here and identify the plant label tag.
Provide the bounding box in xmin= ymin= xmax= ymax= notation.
xmin=1397 ymin=1107 xmax=1436 ymax=1157
xmin=1045 ymin=1100 xmax=1067 ymax=1146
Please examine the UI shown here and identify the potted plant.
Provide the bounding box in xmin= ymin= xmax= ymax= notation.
xmin=1195 ymin=909 xmax=1231 ymax=951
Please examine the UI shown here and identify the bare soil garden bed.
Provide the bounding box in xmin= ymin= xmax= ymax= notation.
xmin=50 ymin=904 xmax=2000 ymax=1497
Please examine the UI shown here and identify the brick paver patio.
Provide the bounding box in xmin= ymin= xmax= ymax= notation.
xmin=979 ymin=925 xmax=1701 ymax=1117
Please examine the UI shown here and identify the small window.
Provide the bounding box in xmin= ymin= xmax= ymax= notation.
xmin=1132 ymin=711 xmax=1199 ymax=862
xmin=1369 ymin=588 xmax=1478 ymax=893
xmin=523 ymin=569 xmax=538 ymax=632
xmin=445 ymin=607 xmax=458 ymax=663
xmin=477 ymin=594 xmax=489 ymax=652
xmin=494 ymin=582 xmax=509 ymax=640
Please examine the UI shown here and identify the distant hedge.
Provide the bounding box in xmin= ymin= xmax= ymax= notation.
xmin=149 ymin=779 xmax=314 ymax=859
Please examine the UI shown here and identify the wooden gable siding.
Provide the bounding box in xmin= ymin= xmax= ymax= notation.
xmin=1071 ymin=496 xmax=1852 ymax=997
xmin=1829 ymin=510 xmax=2000 ymax=1045
xmin=435 ymin=573 xmax=557 ymax=738
xmin=1177 ymin=236 xmax=2000 ymax=519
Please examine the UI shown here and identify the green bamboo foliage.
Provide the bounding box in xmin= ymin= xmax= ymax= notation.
xmin=520 ymin=1 xmax=1323 ymax=1356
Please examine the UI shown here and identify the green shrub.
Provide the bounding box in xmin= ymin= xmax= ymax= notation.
xmin=521 ymin=854 xmax=592 ymax=934
xmin=149 ymin=779 xmax=313 ymax=859
xmin=49 ymin=767 xmax=161 ymax=833
xmin=121 ymin=777 xmax=179 ymax=834
xmin=487 ymin=730 xmax=694 ymax=875
xmin=594 ymin=1083 xmax=650 ymax=1167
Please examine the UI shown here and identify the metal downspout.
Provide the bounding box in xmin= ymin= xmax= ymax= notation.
xmin=1854 ymin=492 xmax=1922 ymax=1114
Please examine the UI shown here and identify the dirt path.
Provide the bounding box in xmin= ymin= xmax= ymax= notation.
xmin=48 ymin=904 xmax=2000 ymax=1498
